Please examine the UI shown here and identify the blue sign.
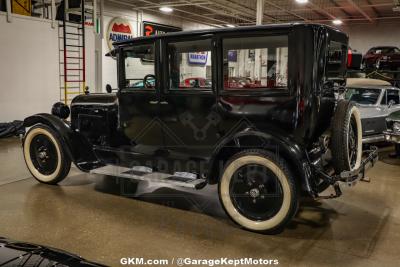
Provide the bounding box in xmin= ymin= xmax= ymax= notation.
xmin=228 ymin=50 xmax=237 ymax=62
xmin=188 ymin=52 xmax=208 ymax=65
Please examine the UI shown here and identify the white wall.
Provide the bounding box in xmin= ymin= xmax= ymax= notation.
xmin=0 ymin=13 xmax=59 ymax=122
xmin=0 ymin=5 xmax=211 ymax=122
xmin=343 ymin=23 xmax=400 ymax=54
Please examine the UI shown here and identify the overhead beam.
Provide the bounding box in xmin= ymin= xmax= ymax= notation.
xmin=308 ymin=1 xmax=337 ymax=20
xmin=182 ymin=0 xmax=254 ymax=24
xmin=125 ymin=1 xmax=210 ymax=9
xmin=132 ymin=0 xmax=233 ymax=25
xmin=107 ymin=0 xmax=220 ymax=28
xmin=346 ymin=0 xmax=374 ymax=22
xmin=264 ymin=0 xmax=309 ymax=22
xmin=211 ymin=0 xmax=280 ymax=23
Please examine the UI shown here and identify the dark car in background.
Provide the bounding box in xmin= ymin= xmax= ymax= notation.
xmin=363 ymin=46 xmax=400 ymax=70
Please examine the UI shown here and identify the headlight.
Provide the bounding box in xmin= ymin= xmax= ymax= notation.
xmin=394 ymin=122 xmax=400 ymax=133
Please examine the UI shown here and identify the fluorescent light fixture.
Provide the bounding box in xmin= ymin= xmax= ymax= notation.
xmin=295 ymin=0 xmax=308 ymax=4
xmin=226 ymin=24 xmax=235 ymax=28
xmin=332 ymin=19 xmax=343 ymax=25
xmin=159 ymin=6 xmax=173 ymax=13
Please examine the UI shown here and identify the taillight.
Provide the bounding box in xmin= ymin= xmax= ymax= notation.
xmin=347 ymin=49 xmax=353 ymax=67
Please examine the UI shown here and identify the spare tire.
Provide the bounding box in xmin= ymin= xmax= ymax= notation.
xmin=330 ymin=100 xmax=362 ymax=173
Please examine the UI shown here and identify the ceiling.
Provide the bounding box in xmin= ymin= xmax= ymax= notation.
xmin=106 ymin=0 xmax=400 ymax=27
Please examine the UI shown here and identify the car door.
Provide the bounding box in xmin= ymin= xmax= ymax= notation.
xmin=117 ymin=40 xmax=163 ymax=166
xmin=157 ymin=36 xmax=218 ymax=174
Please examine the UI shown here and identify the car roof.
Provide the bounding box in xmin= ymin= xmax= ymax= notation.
xmin=114 ymin=23 xmax=345 ymax=46
xmin=347 ymin=85 xmax=399 ymax=90
xmin=369 ymin=46 xmax=399 ymax=50
xmin=347 ymin=78 xmax=392 ymax=87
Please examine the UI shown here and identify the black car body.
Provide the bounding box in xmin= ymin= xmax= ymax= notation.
xmin=23 ymin=24 xmax=377 ymax=233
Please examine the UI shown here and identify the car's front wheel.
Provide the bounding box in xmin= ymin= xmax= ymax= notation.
xmin=218 ymin=149 xmax=298 ymax=234
xmin=23 ymin=124 xmax=71 ymax=184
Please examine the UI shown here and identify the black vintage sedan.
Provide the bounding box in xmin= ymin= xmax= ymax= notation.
xmin=22 ymin=24 xmax=377 ymax=234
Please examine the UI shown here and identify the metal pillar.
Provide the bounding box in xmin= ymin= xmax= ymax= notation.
xmin=99 ymin=0 xmax=104 ymax=39
xmin=255 ymin=0 xmax=264 ymax=82
xmin=51 ymin=0 xmax=56 ymax=28
xmin=5 ymin=0 xmax=12 ymax=22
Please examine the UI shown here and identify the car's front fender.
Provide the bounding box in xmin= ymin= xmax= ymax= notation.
xmin=24 ymin=113 xmax=99 ymax=172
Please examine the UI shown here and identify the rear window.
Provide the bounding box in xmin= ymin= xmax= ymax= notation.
xmin=326 ymin=41 xmax=347 ymax=80
xmin=222 ymin=35 xmax=288 ymax=91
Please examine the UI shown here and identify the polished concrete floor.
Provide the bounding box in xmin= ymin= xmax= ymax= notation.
xmin=1 ymin=137 xmax=400 ymax=266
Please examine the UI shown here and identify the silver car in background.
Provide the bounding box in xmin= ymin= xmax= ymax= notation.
xmin=345 ymin=79 xmax=400 ymax=143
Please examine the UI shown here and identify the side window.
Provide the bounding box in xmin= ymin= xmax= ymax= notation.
xmin=223 ymin=35 xmax=288 ymax=90
xmin=167 ymin=39 xmax=212 ymax=90
xmin=123 ymin=43 xmax=155 ymax=90
xmin=326 ymin=41 xmax=347 ymax=80
xmin=387 ymin=90 xmax=400 ymax=106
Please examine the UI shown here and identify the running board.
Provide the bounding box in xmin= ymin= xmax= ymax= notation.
xmin=90 ymin=165 xmax=207 ymax=189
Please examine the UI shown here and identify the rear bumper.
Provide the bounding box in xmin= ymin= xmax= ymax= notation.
xmin=338 ymin=146 xmax=379 ymax=184
xmin=314 ymin=146 xmax=379 ymax=189
xmin=384 ymin=131 xmax=400 ymax=144
xmin=363 ymin=134 xmax=385 ymax=143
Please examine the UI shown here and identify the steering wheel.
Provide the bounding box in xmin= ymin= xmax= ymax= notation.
xmin=143 ymin=74 xmax=156 ymax=89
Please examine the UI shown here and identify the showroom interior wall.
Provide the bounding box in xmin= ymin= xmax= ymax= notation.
xmin=344 ymin=23 xmax=400 ymax=54
xmin=0 ymin=13 xmax=61 ymax=122
xmin=0 ymin=6 xmax=210 ymax=122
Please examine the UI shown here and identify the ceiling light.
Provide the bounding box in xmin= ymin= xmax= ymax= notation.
xmin=332 ymin=19 xmax=343 ymax=25
xmin=159 ymin=6 xmax=173 ymax=13
xmin=295 ymin=0 xmax=309 ymax=4
xmin=226 ymin=24 xmax=235 ymax=28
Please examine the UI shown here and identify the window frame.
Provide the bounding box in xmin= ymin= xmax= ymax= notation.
xmin=218 ymin=31 xmax=291 ymax=96
xmin=387 ymin=89 xmax=400 ymax=106
xmin=118 ymin=40 xmax=160 ymax=94
xmin=163 ymin=34 xmax=215 ymax=95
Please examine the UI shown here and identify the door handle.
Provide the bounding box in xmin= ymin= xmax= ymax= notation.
xmin=149 ymin=100 xmax=158 ymax=105
xmin=160 ymin=101 xmax=169 ymax=105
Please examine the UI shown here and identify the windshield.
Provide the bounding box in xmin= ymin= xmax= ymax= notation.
xmin=124 ymin=44 xmax=155 ymax=89
xmin=345 ymin=88 xmax=381 ymax=105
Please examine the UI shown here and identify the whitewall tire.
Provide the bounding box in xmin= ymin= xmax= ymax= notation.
xmin=331 ymin=100 xmax=363 ymax=173
xmin=23 ymin=124 xmax=71 ymax=184
xmin=218 ymin=150 xmax=298 ymax=233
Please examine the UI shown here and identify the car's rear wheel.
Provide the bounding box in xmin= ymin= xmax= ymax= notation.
xmin=218 ymin=149 xmax=298 ymax=234
xmin=331 ymin=100 xmax=363 ymax=173
xmin=23 ymin=124 xmax=71 ymax=184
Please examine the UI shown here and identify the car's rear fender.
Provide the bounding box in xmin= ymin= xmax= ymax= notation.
xmin=23 ymin=113 xmax=99 ymax=172
xmin=207 ymin=129 xmax=315 ymax=197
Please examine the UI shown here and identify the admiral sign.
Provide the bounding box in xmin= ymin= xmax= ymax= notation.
xmin=107 ymin=17 xmax=134 ymax=50
xmin=188 ymin=52 xmax=208 ymax=65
